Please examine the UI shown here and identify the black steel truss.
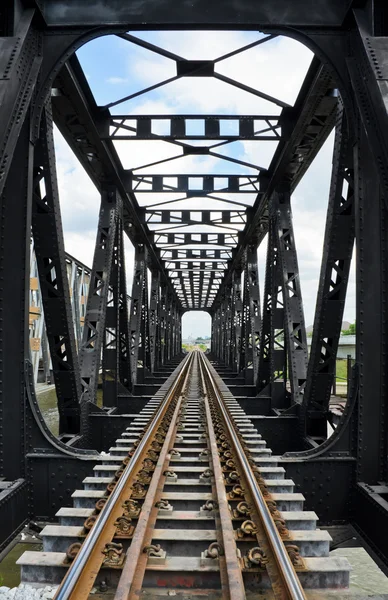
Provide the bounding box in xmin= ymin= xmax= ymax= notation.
xmin=32 ymin=104 xmax=81 ymax=434
xmin=304 ymin=104 xmax=355 ymax=435
xmin=107 ymin=115 xmax=281 ymax=141
xmin=1 ymin=0 xmax=388 ymax=571
xmin=78 ymin=186 xmax=121 ymax=433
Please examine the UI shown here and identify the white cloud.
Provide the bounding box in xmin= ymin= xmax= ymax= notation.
xmin=106 ymin=76 xmax=129 ymax=84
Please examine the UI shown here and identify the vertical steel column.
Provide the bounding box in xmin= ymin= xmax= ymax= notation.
xmin=211 ymin=308 xmax=219 ymax=356
xmin=224 ymin=290 xmax=233 ymax=368
xmin=101 ymin=223 xmax=120 ymax=407
xmin=0 ymin=12 xmax=41 ymax=201
xmin=32 ymin=104 xmax=81 ymax=434
xmin=241 ymin=245 xmax=261 ymax=384
xmin=232 ymin=269 xmax=243 ymax=372
xmin=304 ymin=105 xmax=355 ymax=435
xmin=273 ymin=187 xmax=309 ymax=404
xmin=101 ymin=217 xmax=132 ymax=406
xmin=354 ymin=119 xmax=388 ymax=482
xmin=257 ymin=220 xmax=287 ymax=407
xmin=129 ymin=244 xmax=151 ymax=385
xmin=158 ymin=283 xmax=167 ymax=366
xmin=79 ymin=185 xmax=120 ymax=432
xmin=117 ymin=229 xmax=132 ymax=392
xmin=149 ymin=270 xmax=160 ymax=373
xmin=176 ymin=308 xmax=182 ymax=353
xmin=165 ymin=291 xmax=174 ymax=362
xmin=0 ymin=116 xmax=33 ymax=479
xmin=70 ymin=261 xmax=82 ymax=350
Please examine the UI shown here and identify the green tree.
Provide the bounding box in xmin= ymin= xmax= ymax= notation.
xmin=342 ymin=321 xmax=356 ymax=336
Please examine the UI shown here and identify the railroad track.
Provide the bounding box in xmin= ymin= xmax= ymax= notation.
xmin=19 ymin=351 xmax=351 ymax=599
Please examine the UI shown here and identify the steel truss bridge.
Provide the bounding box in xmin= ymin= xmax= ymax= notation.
xmin=0 ymin=0 xmax=388 ymax=586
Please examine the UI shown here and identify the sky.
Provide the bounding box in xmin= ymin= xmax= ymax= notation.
xmin=53 ymin=30 xmax=355 ymax=339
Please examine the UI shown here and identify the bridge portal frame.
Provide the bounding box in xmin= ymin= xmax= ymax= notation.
xmin=0 ymin=0 xmax=388 ymax=570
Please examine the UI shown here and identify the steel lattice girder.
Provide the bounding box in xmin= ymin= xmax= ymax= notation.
xmin=107 ymin=115 xmax=281 ymax=141
xmin=131 ymin=175 xmax=261 ymax=194
xmin=51 ymin=57 xmax=181 ymax=308
xmin=51 ymin=50 xmax=337 ymax=312
xmin=78 ymin=186 xmax=121 ymax=436
xmin=1 ymin=0 xmax=388 ymax=568
xmin=303 ymin=103 xmax=355 ymax=432
xmin=32 ymin=103 xmax=81 ymax=434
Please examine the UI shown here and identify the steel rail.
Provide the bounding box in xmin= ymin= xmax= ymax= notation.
xmin=114 ymin=359 xmax=193 ymax=599
xmin=198 ymin=353 xmax=246 ymax=600
xmin=198 ymin=352 xmax=307 ymax=600
xmin=53 ymin=352 xmax=193 ymax=600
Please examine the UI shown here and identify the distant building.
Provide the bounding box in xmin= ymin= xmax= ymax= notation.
xmin=307 ymin=335 xmax=355 ymax=359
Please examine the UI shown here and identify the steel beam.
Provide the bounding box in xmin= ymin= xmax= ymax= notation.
xmin=149 ymin=271 xmax=160 ymax=373
xmin=42 ymin=1 xmax=353 ymax=28
xmin=79 ymin=186 xmax=120 ymax=434
xmin=146 ymin=210 xmax=247 ymax=225
xmin=213 ymin=59 xmax=337 ymax=307
xmin=129 ymin=244 xmax=151 ymax=384
xmin=0 ymin=115 xmax=33 ymax=479
xmin=257 ymin=219 xmax=287 ymax=407
xmin=32 ymin=104 xmax=81 ymax=434
xmin=0 ymin=11 xmax=41 ymax=199
xmin=304 ymin=105 xmax=355 ymax=435
xmin=241 ymin=245 xmax=261 ymax=383
xmin=131 ymin=175 xmax=260 ymax=194
xmin=51 ymin=57 xmax=181 ymax=308
xmin=102 ymin=218 xmax=132 ymax=406
xmin=273 ymin=188 xmax=308 ymax=405
xmin=107 ymin=114 xmax=281 ymax=141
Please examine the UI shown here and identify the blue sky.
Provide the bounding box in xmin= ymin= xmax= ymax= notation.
xmin=53 ymin=30 xmax=355 ymax=338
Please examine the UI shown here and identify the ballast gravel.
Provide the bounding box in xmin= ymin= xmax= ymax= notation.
xmin=0 ymin=585 xmax=57 ymax=600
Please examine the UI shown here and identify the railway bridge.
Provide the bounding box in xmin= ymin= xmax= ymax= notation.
xmin=0 ymin=0 xmax=388 ymax=597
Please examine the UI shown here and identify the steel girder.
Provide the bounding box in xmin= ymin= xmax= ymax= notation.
xmin=38 ymin=1 xmax=353 ymax=28
xmin=51 ymin=57 xmax=181 ymax=308
xmin=0 ymin=10 xmax=41 ymax=200
xmin=149 ymin=271 xmax=160 ymax=373
xmin=304 ymin=104 xmax=355 ymax=436
xmin=78 ymin=186 xmax=121 ymax=433
xmin=101 ymin=219 xmax=132 ymax=406
xmin=241 ymin=246 xmax=262 ymax=383
xmin=32 ymin=103 xmax=81 ymax=433
xmin=257 ymin=218 xmax=288 ymax=407
xmin=131 ymin=175 xmax=260 ymax=195
xmin=108 ymin=114 xmax=281 ymax=142
xmin=129 ymin=244 xmax=151 ymax=384
xmin=212 ymin=58 xmax=338 ymax=308
xmin=255 ymin=189 xmax=308 ymax=406
xmin=274 ymin=188 xmax=309 ymax=404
